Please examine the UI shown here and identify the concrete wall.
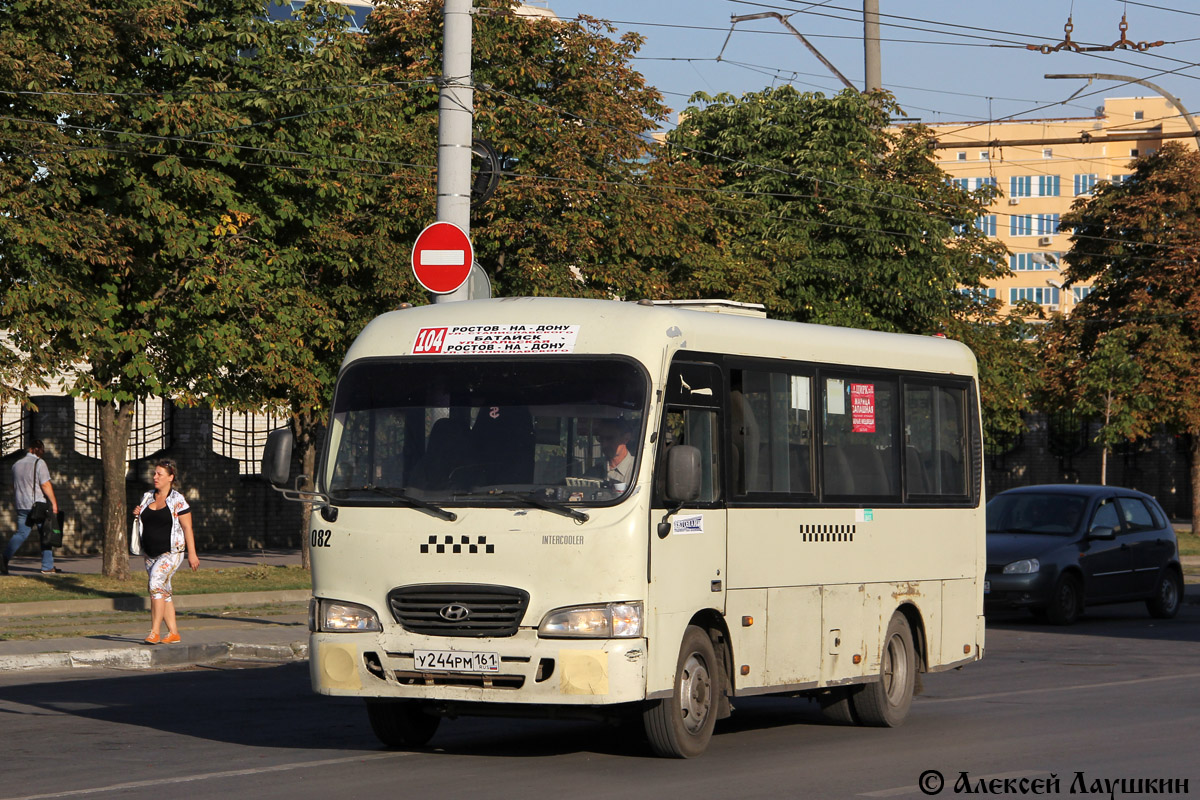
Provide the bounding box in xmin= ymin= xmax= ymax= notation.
xmin=2 ymin=397 xmax=305 ymax=555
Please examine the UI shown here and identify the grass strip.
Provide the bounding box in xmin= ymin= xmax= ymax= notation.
xmin=0 ymin=565 xmax=310 ymax=605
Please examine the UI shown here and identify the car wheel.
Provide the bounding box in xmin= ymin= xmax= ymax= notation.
xmin=643 ymin=625 xmax=719 ymax=758
xmin=1146 ymin=569 xmax=1183 ymax=619
xmin=1044 ymin=573 xmax=1082 ymax=625
xmin=365 ymin=700 xmax=440 ymax=748
xmin=850 ymin=613 xmax=916 ymax=728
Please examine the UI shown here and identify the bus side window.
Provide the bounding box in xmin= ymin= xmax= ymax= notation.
xmin=658 ymin=408 xmax=721 ymax=504
xmin=731 ymin=369 xmax=813 ymax=496
xmin=903 ymin=384 xmax=967 ymax=497
xmin=821 ymin=376 xmax=899 ymax=499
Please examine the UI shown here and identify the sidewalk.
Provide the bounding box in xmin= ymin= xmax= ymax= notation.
xmin=0 ymin=550 xmax=311 ymax=672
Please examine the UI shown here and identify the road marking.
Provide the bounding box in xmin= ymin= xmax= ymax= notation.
xmin=919 ymin=671 xmax=1200 ymax=704
xmin=861 ymin=771 xmax=1045 ymax=797
xmin=1 ymin=751 xmax=415 ymax=800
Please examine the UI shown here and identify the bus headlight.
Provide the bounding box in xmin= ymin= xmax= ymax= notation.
xmin=314 ymin=599 xmax=382 ymax=632
xmin=1002 ymin=558 xmax=1041 ymax=574
xmin=538 ymin=602 xmax=643 ymax=639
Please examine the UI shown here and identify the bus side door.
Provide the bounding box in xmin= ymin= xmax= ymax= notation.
xmin=646 ymin=360 xmax=728 ymax=695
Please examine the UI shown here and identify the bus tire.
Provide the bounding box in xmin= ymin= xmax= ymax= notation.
xmin=818 ymin=686 xmax=860 ymax=725
xmin=365 ymin=700 xmax=440 ymax=748
xmin=851 ymin=613 xmax=915 ymax=728
xmin=643 ymin=625 xmax=719 ymax=758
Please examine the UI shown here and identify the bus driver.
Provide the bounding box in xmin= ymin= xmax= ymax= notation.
xmin=592 ymin=419 xmax=636 ymax=487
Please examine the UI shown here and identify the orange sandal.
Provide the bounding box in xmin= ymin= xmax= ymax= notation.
xmin=143 ymin=633 xmax=161 ymax=644
xmin=161 ymin=632 xmax=181 ymax=644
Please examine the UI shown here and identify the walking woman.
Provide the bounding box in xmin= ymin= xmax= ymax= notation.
xmin=133 ymin=459 xmax=199 ymax=644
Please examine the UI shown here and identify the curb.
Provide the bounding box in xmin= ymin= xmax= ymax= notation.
xmin=0 ymin=589 xmax=312 ymax=618
xmin=0 ymin=640 xmax=309 ymax=672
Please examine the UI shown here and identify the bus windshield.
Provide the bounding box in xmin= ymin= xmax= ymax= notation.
xmin=324 ymin=358 xmax=647 ymax=506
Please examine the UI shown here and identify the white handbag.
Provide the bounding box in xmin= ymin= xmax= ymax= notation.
xmin=130 ymin=516 xmax=143 ymax=556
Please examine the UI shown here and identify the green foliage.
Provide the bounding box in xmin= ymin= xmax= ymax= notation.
xmin=364 ymin=2 xmax=769 ymax=302
xmin=0 ymin=0 xmax=417 ymax=574
xmin=669 ymin=86 xmax=1028 ymax=443
xmin=1058 ymin=143 xmax=1200 ymax=440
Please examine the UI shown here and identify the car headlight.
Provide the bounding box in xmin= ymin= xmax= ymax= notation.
xmin=1002 ymin=558 xmax=1041 ymax=574
xmin=538 ymin=602 xmax=643 ymax=638
xmin=314 ymin=599 xmax=381 ymax=632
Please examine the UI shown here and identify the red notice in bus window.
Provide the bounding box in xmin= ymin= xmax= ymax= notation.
xmin=851 ymin=383 xmax=875 ymax=432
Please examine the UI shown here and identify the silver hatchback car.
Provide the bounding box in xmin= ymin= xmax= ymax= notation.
xmin=985 ymin=484 xmax=1183 ymax=624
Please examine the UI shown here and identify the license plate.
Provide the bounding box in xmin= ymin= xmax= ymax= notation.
xmin=414 ymin=649 xmax=500 ymax=673
xmin=983 ymin=580 xmax=990 ymax=594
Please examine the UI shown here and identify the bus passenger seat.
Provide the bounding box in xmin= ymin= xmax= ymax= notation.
xmin=789 ymin=445 xmax=812 ymax=493
xmin=823 ymin=445 xmax=855 ymax=495
xmin=938 ymin=449 xmax=965 ymax=494
xmin=730 ymin=391 xmax=760 ymax=494
xmin=845 ymin=443 xmax=891 ymax=495
xmin=417 ymin=418 xmax=472 ymax=490
xmin=471 ymin=406 xmax=535 ymax=485
xmin=906 ymin=446 xmax=931 ymax=494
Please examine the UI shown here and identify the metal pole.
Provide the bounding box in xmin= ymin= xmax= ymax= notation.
xmin=435 ymin=0 xmax=474 ymax=303
xmin=863 ymin=0 xmax=882 ymax=93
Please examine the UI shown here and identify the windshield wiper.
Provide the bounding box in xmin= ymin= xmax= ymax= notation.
xmin=484 ymin=490 xmax=590 ymax=523
xmin=334 ymin=485 xmax=457 ymax=522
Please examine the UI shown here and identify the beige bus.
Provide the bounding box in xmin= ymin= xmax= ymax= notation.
xmin=264 ymin=297 xmax=986 ymax=758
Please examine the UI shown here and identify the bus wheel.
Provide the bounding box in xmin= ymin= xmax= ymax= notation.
xmin=851 ymin=613 xmax=915 ymax=728
xmin=643 ymin=625 xmax=719 ymax=758
xmin=365 ymin=700 xmax=440 ymax=748
xmin=818 ymin=686 xmax=860 ymax=725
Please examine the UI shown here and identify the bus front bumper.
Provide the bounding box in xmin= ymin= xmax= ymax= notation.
xmin=309 ymin=631 xmax=648 ymax=706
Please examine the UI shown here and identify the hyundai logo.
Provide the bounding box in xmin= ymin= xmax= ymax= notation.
xmin=439 ymin=603 xmax=471 ymax=622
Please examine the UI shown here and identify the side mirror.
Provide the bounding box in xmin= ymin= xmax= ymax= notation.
xmin=664 ymin=445 xmax=702 ymax=504
xmin=1088 ymin=525 xmax=1116 ymax=540
xmin=262 ymin=428 xmax=294 ymax=487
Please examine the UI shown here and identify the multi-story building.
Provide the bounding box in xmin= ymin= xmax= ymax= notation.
xmin=909 ymin=96 xmax=1197 ymax=316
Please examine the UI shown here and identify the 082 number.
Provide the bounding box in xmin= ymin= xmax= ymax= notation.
xmin=310 ymin=529 xmax=332 ymax=548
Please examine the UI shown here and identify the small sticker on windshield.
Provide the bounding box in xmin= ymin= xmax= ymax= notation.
xmin=412 ymin=324 xmax=580 ymax=355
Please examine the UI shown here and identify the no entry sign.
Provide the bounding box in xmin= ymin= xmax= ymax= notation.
xmin=411 ymin=221 xmax=473 ymax=294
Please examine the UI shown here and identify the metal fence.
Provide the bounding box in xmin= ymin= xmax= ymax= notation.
xmin=1 ymin=399 xmax=27 ymax=456
xmin=211 ymin=409 xmax=286 ymax=475
xmin=73 ymin=397 xmax=172 ymax=463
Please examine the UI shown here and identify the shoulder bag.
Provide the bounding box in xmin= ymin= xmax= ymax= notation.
xmin=26 ymin=501 xmax=49 ymax=526
xmin=130 ymin=515 xmax=143 ymax=556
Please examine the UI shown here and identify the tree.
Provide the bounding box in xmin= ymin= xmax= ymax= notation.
xmin=0 ymin=0 xmax=397 ymax=576
xmin=668 ymin=86 xmax=1031 ymax=444
xmin=1058 ymin=142 xmax=1200 ymax=530
xmin=1038 ymin=321 xmax=1152 ymax=484
xmin=364 ymin=2 xmax=774 ymax=303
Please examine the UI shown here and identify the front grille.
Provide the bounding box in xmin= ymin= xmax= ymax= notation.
xmin=387 ymin=584 xmax=530 ymax=637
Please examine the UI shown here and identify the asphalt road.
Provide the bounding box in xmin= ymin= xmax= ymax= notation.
xmin=2 ymin=602 xmax=1198 ymax=800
